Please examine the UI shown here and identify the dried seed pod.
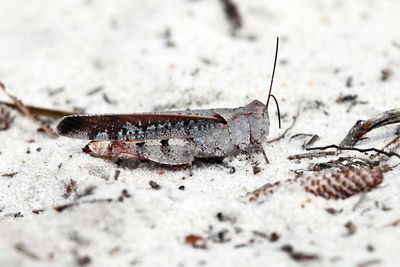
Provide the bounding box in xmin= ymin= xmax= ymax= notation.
xmin=243 ymin=167 xmax=384 ymax=202
xmin=304 ymin=167 xmax=383 ymax=200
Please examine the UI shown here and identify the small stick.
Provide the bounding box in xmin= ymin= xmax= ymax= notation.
xmin=352 ymin=193 xmax=367 ymax=211
xmin=308 ymin=156 xmax=379 ymax=171
xmin=290 ymin=133 xmax=314 ymax=140
xmin=370 ymin=134 xmax=400 ymax=162
xmin=302 ymin=135 xmax=319 ymax=149
xmin=386 ymin=218 xmax=400 ymax=227
xmin=380 ymin=134 xmax=400 ymax=150
xmin=220 ymin=0 xmax=242 ymax=33
xmin=268 ymin=103 xmax=301 ymax=143
xmin=340 ymin=109 xmax=400 ymax=147
xmin=288 ymin=151 xmax=335 ymax=160
xmin=306 ymin=145 xmax=400 ymax=159
xmin=14 ymin=243 xmax=39 ymax=260
xmin=0 ymin=81 xmax=58 ymax=137
xmin=0 ymin=101 xmax=78 ymax=118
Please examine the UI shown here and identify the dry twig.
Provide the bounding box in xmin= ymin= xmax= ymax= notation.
xmin=14 ymin=243 xmax=39 ymax=260
xmin=371 ymin=134 xmax=400 ymax=162
xmin=269 ymin=103 xmax=301 ymax=143
xmin=306 ymin=145 xmax=400 ymax=160
xmin=288 ymin=151 xmax=335 ymax=160
xmin=308 ymin=156 xmax=379 ymax=171
xmin=0 ymin=81 xmax=58 ymax=137
xmin=0 ymin=101 xmax=77 ymax=118
xmin=340 ymin=109 xmax=400 ymax=147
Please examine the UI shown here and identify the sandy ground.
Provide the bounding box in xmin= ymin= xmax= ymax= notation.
xmin=0 ymin=0 xmax=400 ymax=266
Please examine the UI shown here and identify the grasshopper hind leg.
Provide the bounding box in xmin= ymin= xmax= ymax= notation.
xmin=260 ymin=142 xmax=270 ymax=164
xmin=83 ymin=139 xmax=196 ymax=167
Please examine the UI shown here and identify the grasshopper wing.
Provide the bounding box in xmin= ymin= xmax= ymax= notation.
xmin=56 ymin=113 xmax=226 ymax=141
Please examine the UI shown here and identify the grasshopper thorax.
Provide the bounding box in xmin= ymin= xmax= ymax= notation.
xmin=245 ymin=99 xmax=270 ymax=145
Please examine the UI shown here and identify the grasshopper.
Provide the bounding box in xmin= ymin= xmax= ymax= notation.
xmin=56 ymin=38 xmax=281 ymax=167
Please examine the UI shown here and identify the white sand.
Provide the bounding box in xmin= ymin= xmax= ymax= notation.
xmin=0 ymin=0 xmax=399 ymax=266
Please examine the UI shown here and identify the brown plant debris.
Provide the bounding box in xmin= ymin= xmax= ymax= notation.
xmin=0 ymin=101 xmax=77 ymax=119
xmin=243 ymin=167 xmax=383 ymax=202
xmin=0 ymin=81 xmax=57 ymax=137
xmin=102 ymin=93 xmax=117 ymax=105
xmin=209 ymin=229 xmax=231 ymax=243
xmin=220 ymin=0 xmax=242 ymax=33
xmin=308 ymin=156 xmax=379 ymax=172
xmin=357 ymin=259 xmax=382 ymax=267
xmin=46 ymin=86 xmax=65 ymax=97
xmin=306 ymin=145 xmax=400 ymax=160
xmin=216 ymin=212 xmax=236 ymax=223
xmin=345 ymin=76 xmax=353 ymax=88
xmin=14 ymin=243 xmax=39 ymax=260
xmin=339 ymin=108 xmax=400 ymax=147
xmin=269 ymin=104 xmax=301 ymax=143
xmin=252 ymin=165 xmax=262 ymax=174
xmin=185 ymin=234 xmax=207 ymax=249
xmin=63 ymin=179 xmax=77 ymax=198
xmin=302 ymin=134 xmax=319 ymax=149
xmin=161 ymin=27 xmax=175 ymax=47
xmin=53 ymin=203 xmax=75 ymax=212
xmin=54 ymin=198 xmax=113 ymax=212
xmin=86 ymin=86 xmax=104 ymax=96
xmin=76 ymin=255 xmax=92 ymax=266
xmin=269 ymin=232 xmax=280 ymax=242
xmin=386 ymin=218 xmax=400 ymax=227
xmin=117 ymin=189 xmax=131 ymax=202
xmin=288 ymin=151 xmax=335 ymax=160
xmin=242 ymin=180 xmax=281 ymax=202
xmin=290 ymin=133 xmax=320 ymax=149
xmin=336 ymin=94 xmax=358 ymax=103
xmin=371 ymin=134 xmax=400 ymax=162
xmin=1 ymin=171 xmax=19 ymax=178
xmin=325 ymin=207 xmax=343 ymax=215
xmin=32 ymin=209 xmax=44 ymax=214
xmin=76 ymin=185 xmax=96 ymax=199
xmin=281 ymin=244 xmax=319 ymax=262
xmin=344 ymin=221 xmax=357 ymax=236
xmin=336 ymin=94 xmax=368 ymax=112
xmin=381 ymin=68 xmax=392 ymax=81
xmin=149 ymin=180 xmax=161 ymax=190
xmin=113 ymin=169 xmax=121 ymax=180
xmin=0 ymin=105 xmax=12 ymax=130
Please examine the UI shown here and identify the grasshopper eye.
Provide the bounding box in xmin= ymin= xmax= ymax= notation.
xmin=255 ymin=105 xmax=264 ymax=115
xmin=250 ymin=106 xmax=264 ymax=119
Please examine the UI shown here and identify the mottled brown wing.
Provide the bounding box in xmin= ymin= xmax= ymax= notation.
xmin=56 ymin=113 xmax=226 ymax=141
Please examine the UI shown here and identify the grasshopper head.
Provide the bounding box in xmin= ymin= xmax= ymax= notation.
xmin=246 ymin=100 xmax=270 ymax=144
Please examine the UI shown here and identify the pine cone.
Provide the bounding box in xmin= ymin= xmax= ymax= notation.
xmin=304 ymin=167 xmax=383 ymax=200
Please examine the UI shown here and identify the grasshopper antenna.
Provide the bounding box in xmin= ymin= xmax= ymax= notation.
xmin=266 ymin=36 xmax=281 ymax=129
